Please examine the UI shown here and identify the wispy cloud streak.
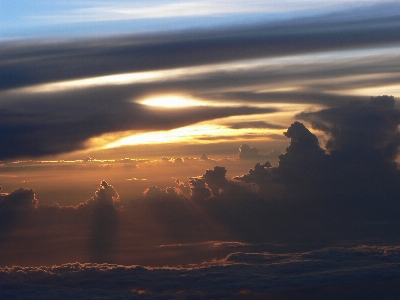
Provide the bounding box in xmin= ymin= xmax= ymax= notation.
xmin=2 ymin=3 xmax=400 ymax=90
xmin=1 ymin=2 xmax=400 ymax=159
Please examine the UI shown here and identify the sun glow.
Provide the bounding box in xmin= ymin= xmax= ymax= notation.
xmin=140 ymin=95 xmax=203 ymax=108
xmin=105 ymin=124 xmax=225 ymax=148
xmin=103 ymin=120 xmax=282 ymax=149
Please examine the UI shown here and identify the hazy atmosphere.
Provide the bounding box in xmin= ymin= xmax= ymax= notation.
xmin=1 ymin=1 xmax=400 ymax=298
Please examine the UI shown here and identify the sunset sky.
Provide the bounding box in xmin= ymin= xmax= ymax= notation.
xmin=1 ymin=1 xmax=400 ymax=298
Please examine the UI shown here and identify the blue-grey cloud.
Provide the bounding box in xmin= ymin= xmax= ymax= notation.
xmin=0 ymin=85 xmax=276 ymax=159
xmin=0 ymin=245 xmax=399 ymax=299
xmin=1 ymin=3 xmax=400 ymax=161
xmin=1 ymin=2 xmax=400 ymax=90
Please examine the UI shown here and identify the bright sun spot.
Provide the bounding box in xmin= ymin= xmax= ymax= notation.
xmin=140 ymin=95 xmax=203 ymax=108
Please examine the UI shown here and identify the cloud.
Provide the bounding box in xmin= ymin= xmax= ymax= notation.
xmin=223 ymin=97 xmax=400 ymax=242
xmin=1 ymin=95 xmax=400 ymax=270
xmin=238 ymin=144 xmax=264 ymax=160
xmin=229 ymin=121 xmax=286 ymax=129
xmin=277 ymin=121 xmax=327 ymax=185
xmin=142 ymin=185 xmax=183 ymax=201
xmin=238 ymin=144 xmax=281 ymax=164
xmin=88 ymin=181 xmax=119 ymax=263
xmin=236 ymin=97 xmax=400 ymax=196
xmin=0 ymin=86 xmax=276 ymax=159
xmin=189 ymin=177 xmax=212 ymax=201
xmin=0 ymin=245 xmax=399 ymax=299
xmin=31 ymin=1 xmax=284 ymax=24
xmin=298 ymin=95 xmax=400 ymax=161
xmin=0 ymin=188 xmax=38 ymax=244
xmin=2 ymin=2 xmax=400 ymax=90
xmin=2 ymin=3 xmax=400 ymax=162
xmin=0 ymin=181 xmax=123 ymax=264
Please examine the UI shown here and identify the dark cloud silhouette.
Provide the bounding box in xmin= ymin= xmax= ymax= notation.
xmin=236 ymin=97 xmax=400 ymax=196
xmin=233 ymin=162 xmax=273 ymax=184
xmin=0 ymin=188 xmax=37 ymax=244
xmin=142 ymin=185 xmax=183 ymax=201
xmin=202 ymin=166 xmax=228 ymax=197
xmin=277 ymin=121 xmax=327 ymax=186
xmin=220 ymin=96 xmax=400 ymax=243
xmin=298 ymin=95 xmax=400 ymax=162
xmin=237 ymin=144 xmax=282 ymax=163
xmin=189 ymin=177 xmax=212 ymax=201
xmin=83 ymin=181 xmax=119 ymax=263
xmin=238 ymin=144 xmax=264 ymax=160
xmin=199 ymin=153 xmax=209 ymax=161
xmin=0 ymin=181 xmax=123 ymax=265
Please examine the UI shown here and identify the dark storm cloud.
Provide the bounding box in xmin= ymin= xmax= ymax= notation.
xmin=1 ymin=2 xmax=400 ymax=90
xmin=4 ymin=97 xmax=399 ymax=248
xmin=222 ymin=96 xmax=400 ymax=243
xmin=297 ymin=95 xmax=400 ymax=161
xmin=0 ymin=85 xmax=276 ymax=159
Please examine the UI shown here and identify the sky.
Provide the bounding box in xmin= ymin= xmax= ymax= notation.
xmin=1 ymin=1 xmax=400 ymax=298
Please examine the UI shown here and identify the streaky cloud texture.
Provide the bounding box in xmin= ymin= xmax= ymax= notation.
xmin=1 ymin=2 xmax=400 ymax=90
xmin=1 ymin=246 xmax=399 ymax=299
xmin=0 ymin=86 xmax=276 ymax=159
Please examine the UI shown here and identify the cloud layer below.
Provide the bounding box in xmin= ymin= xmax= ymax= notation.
xmin=1 ymin=245 xmax=399 ymax=299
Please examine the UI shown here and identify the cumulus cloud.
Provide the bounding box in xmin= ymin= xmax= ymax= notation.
xmin=0 ymin=181 xmax=123 ymax=264
xmin=66 ymin=181 xmax=121 ymax=263
xmin=277 ymin=121 xmax=327 ymax=185
xmin=236 ymin=97 xmax=400 ymax=196
xmin=233 ymin=162 xmax=273 ymax=184
xmin=225 ymin=97 xmax=400 ymax=242
xmin=236 ymin=144 xmax=282 ymax=163
xmin=202 ymin=166 xmax=228 ymax=196
xmin=0 ymin=188 xmax=37 ymax=244
xmin=238 ymin=144 xmax=264 ymax=160
xmin=189 ymin=177 xmax=212 ymax=201
xmin=142 ymin=185 xmax=183 ymax=201
xmin=298 ymin=95 xmax=400 ymax=162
